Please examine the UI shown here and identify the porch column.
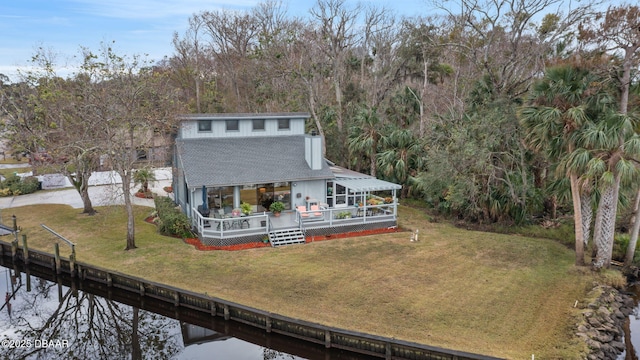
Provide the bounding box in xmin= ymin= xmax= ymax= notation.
xmin=189 ymin=188 xmax=195 ymax=217
xmin=393 ymin=189 xmax=397 ymax=216
xmin=233 ymin=186 xmax=241 ymax=209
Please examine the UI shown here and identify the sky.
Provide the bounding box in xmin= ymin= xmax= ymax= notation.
xmin=0 ymin=0 xmax=429 ymax=81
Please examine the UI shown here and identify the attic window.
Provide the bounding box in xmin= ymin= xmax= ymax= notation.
xmin=226 ymin=120 xmax=239 ymax=132
xmin=252 ymin=119 xmax=265 ymax=131
xmin=278 ymin=119 xmax=290 ymax=130
xmin=198 ymin=120 xmax=212 ymax=132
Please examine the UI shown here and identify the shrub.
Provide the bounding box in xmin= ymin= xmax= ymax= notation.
xmin=612 ymin=233 xmax=630 ymax=262
xmin=154 ymin=196 xmax=193 ymax=238
xmin=0 ymin=174 xmax=40 ymax=196
xmin=17 ymin=176 xmax=40 ymax=194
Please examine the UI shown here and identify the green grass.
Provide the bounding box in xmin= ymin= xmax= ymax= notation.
xmin=0 ymin=157 xmax=29 ymax=165
xmin=0 ymin=166 xmax=32 ymax=178
xmin=3 ymin=204 xmax=611 ymax=359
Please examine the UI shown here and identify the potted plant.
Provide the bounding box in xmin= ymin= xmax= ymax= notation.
xmin=240 ymin=202 xmax=252 ymax=216
xmin=269 ymin=201 xmax=285 ymax=216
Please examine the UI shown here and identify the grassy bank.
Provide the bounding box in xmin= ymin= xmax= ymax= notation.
xmin=2 ymin=203 xmax=607 ymax=359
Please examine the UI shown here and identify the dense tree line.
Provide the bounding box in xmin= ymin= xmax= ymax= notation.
xmin=0 ymin=0 xmax=638 ymax=268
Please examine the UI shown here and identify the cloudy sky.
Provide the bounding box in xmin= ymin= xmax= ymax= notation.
xmin=0 ymin=0 xmax=429 ymax=81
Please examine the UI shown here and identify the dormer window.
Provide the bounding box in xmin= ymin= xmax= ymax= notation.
xmin=278 ymin=119 xmax=290 ymax=130
xmin=198 ymin=120 xmax=212 ymax=132
xmin=226 ymin=120 xmax=239 ymax=131
xmin=252 ymin=119 xmax=265 ymax=131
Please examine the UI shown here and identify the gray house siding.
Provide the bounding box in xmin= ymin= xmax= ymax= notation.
xmin=291 ymin=179 xmax=327 ymax=209
xmin=179 ymin=115 xmax=307 ymax=139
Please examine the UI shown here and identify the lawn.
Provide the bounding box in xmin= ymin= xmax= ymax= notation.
xmin=2 ymin=203 xmax=606 ymax=359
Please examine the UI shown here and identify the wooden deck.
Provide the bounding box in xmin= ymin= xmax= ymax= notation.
xmin=191 ymin=203 xmax=398 ymax=246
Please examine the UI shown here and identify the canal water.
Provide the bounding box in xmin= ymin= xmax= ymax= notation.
xmin=0 ymin=265 xmax=369 ymax=360
xmin=618 ymin=284 xmax=640 ymax=360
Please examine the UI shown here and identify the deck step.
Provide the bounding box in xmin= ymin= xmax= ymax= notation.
xmin=269 ymin=228 xmax=306 ymax=247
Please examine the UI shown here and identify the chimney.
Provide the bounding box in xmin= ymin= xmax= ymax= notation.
xmin=305 ymin=132 xmax=322 ymax=170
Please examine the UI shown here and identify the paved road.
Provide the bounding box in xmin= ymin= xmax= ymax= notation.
xmin=0 ymin=168 xmax=173 ymax=210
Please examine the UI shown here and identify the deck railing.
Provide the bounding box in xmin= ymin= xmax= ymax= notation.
xmin=192 ymin=209 xmax=270 ymax=239
xmin=295 ymin=202 xmax=397 ymax=226
xmin=192 ymin=201 xmax=397 ymax=241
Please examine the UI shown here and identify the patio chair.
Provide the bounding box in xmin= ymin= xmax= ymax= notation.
xmin=297 ymin=205 xmax=310 ymax=218
xmin=310 ymin=205 xmax=322 ymax=217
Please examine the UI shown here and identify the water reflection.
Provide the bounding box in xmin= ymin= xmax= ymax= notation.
xmin=0 ymin=266 xmax=303 ymax=359
xmin=619 ymin=284 xmax=640 ymax=360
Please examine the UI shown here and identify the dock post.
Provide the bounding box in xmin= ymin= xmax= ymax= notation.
xmin=21 ymin=234 xmax=29 ymax=265
xmin=11 ymin=240 xmax=17 ymax=261
xmin=210 ymin=301 xmax=216 ymax=316
xmin=54 ymin=243 xmax=61 ymax=274
xmin=69 ymin=244 xmax=76 ymax=278
xmin=266 ymin=316 xmax=272 ymax=333
xmin=324 ymin=330 xmax=331 ymax=348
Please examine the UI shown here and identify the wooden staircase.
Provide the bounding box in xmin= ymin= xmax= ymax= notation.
xmin=268 ymin=228 xmax=306 ymax=247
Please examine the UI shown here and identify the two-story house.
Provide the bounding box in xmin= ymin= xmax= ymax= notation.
xmin=172 ymin=112 xmax=400 ymax=247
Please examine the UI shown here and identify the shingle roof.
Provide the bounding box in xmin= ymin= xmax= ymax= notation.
xmin=176 ymin=136 xmax=334 ymax=188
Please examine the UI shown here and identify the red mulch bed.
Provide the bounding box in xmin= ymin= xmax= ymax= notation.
xmin=135 ymin=191 xmax=153 ymax=199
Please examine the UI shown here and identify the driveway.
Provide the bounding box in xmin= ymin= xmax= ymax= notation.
xmin=0 ymin=168 xmax=173 ymax=210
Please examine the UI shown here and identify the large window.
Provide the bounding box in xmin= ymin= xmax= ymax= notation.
xmin=255 ymin=182 xmax=291 ymax=211
xmin=209 ymin=186 xmax=234 ymax=214
xmin=278 ymin=119 xmax=290 ymax=130
xmin=226 ymin=120 xmax=239 ymax=131
xmin=252 ymin=119 xmax=265 ymax=131
xmin=198 ymin=120 xmax=212 ymax=132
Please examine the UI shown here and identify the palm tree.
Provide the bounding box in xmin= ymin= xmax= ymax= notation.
xmin=519 ymin=65 xmax=602 ymax=266
xmin=581 ymin=111 xmax=640 ymax=268
xmin=521 ymin=64 xmax=640 ymax=268
xmin=377 ymin=127 xmax=425 ymax=198
xmin=348 ymin=106 xmax=382 ymax=176
xmin=133 ymin=167 xmax=157 ymax=194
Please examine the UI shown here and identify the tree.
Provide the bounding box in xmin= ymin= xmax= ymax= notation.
xmin=435 ymin=0 xmax=595 ymax=101
xmin=378 ymin=127 xmax=425 ymax=198
xmin=86 ymin=44 xmax=183 ymax=250
xmin=199 ymin=8 xmax=259 ymax=110
xmin=133 ymin=167 xmax=157 ymax=194
xmin=2 ymin=49 xmax=102 ymax=215
xmin=520 ymin=65 xmax=602 ymax=266
xmin=578 ymin=4 xmax=640 ymax=266
xmin=171 ymin=15 xmax=211 ymax=113
xmin=521 ymin=63 xmax=640 ymax=269
xmin=309 ymin=0 xmax=361 ymax=133
xmin=579 ymin=4 xmax=640 ymax=267
xmin=396 ymin=19 xmax=449 ymax=137
xmin=583 ymin=109 xmax=640 ymax=269
xmin=348 ymin=106 xmax=382 ymax=176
